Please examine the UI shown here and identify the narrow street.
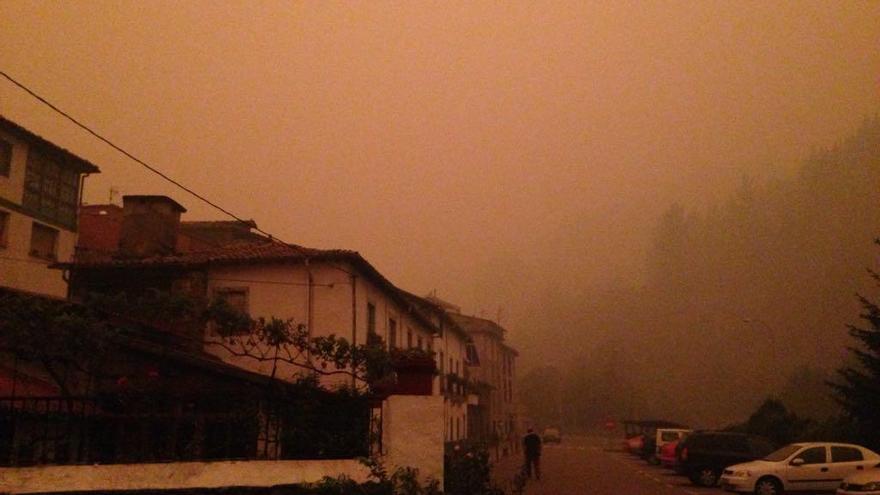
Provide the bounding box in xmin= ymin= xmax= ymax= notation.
xmin=520 ymin=435 xmax=727 ymax=495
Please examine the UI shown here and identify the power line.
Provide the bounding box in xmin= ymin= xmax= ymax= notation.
xmin=0 ymin=70 xmax=375 ymax=291
xmin=0 ymin=69 xmax=286 ymax=245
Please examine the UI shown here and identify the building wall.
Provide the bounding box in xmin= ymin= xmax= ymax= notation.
xmin=383 ymin=394 xmax=445 ymax=485
xmin=466 ymin=330 xmax=518 ymax=448
xmin=0 ymin=459 xmax=372 ymax=494
xmin=0 ymin=129 xmax=77 ymax=298
xmin=204 ymin=262 xmax=436 ymax=389
xmin=435 ymin=326 xmax=468 ymax=443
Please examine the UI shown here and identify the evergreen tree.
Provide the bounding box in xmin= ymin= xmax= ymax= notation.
xmin=831 ymin=238 xmax=880 ymax=450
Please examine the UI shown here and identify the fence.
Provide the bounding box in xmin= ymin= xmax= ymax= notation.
xmin=0 ymin=394 xmax=381 ymax=467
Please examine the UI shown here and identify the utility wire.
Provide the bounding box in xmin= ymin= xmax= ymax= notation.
xmin=0 ymin=69 xmax=288 ymax=246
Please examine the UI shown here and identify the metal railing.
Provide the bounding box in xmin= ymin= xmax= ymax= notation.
xmin=0 ymin=394 xmax=381 ymax=467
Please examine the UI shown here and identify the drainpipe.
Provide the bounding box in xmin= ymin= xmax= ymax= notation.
xmin=305 ymin=259 xmax=314 ymax=366
xmin=350 ymin=273 xmax=357 ymax=388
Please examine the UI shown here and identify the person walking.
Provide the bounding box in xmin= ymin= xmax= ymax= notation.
xmin=522 ymin=427 xmax=542 ymax=480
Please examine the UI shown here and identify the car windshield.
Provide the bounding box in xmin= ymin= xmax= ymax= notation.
xmin=764 ymin=444 xmax=801 ymax=462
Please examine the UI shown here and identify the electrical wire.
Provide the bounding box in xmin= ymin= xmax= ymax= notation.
xmin=0 ymin=70 xmax=410 ymax=309
xmin=0 ymin=69 xmax=289 ymax=247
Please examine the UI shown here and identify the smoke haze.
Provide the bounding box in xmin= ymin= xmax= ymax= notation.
xmin=2 ymin=1 xmax=879 ymax=425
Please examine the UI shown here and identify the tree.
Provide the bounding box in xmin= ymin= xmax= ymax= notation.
xmin=0 ymin=289 xmax=122 ymax=397
xmin=0 ymin=289 xmax=396 ymax=397
xmin=831 ymin=238 xmax=880 ymax=450
xmin=734 ymin=398 xmax=809 ymax=446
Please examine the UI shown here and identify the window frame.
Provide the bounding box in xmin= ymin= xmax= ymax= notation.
xmin=29 ymin=221 xmax=59 ymax=261
xmin=831 ymin=446 xmax=864 ymax=463
xmin=0 ymin=138 xmax=11 ymax=177
xmin=211 ymin=286 xmax=251 ymax=336
xmin=367 ymin=302 xmax=376 ymax=335
xmin=22 ymin=149 xmax=80 ymax=230
xmin=796 ymin=446 xmax=827 ymax=465
xmin=0 ymin=210 xmax=9 ymax=248
xmin=388 ymin=317 xmax=398 ymax=349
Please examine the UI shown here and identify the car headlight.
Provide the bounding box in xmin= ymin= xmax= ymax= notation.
xmin=732 ymin=470 xmax=752 ymax=478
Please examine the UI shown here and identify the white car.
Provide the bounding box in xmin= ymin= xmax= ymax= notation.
xmin=720 ymin=442 xmax=880 ymax=495
xmin=838 ymin=467 xmax=880 ymax=495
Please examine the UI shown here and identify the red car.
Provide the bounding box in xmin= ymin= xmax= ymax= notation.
xmin=625 ymin=434 xmax=644 ymax=454
xmin=659 ymin=439 xmax=680 ymax=468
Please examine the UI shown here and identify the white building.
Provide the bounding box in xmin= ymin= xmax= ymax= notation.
xmin=68 ymin=196 xmax=438 ymax=391
xmin=0 ymin=116 xmax=99 ymax=298
xmin=399 ymin=291 xmax=472 ymax=444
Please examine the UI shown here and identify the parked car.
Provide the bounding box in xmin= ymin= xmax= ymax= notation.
xmin=623 ymin=419 xmax=687 ymax=458
xmin=542 ymin=427 xmax=561 ymax=444
xmin=839 ymin=466 xmax=880 ymax=495
xmin=626 ymin=434 xmax=645 ymax=454
xmin=721 ymin=442 xmax=880 ymax=495
xmin=650 ymin=428 xmax=691 ymax=465
xmin=677 ymin=431 xmax=777 ymax=487
xmin=660 ymin=439 xmax=682 ymax=469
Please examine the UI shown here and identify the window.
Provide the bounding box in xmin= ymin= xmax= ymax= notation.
xmin=22 ymin=150 xmax=79 ymax=229
xmin=213 ymin=287 xmax=250 ymax=335
xmin=407 ymin=328 xmax=413 ymax=349
xmin=0 ymin=139 xmax=11 ymax=177
xmin=417 ymin=335 xmax=423 ymax=350
xmin=0 ymin=210 xmax=8 ymax=248
xmin=832 ymin=446 xmax=863 ymax=463
xmin=439 ymin=351 xmax=444 ymax=372
xmin=388 ymin=318 xmax=397 ymax=349
xmin=797 ymin=446 xmax=827 ymax=465
xmin=29 ymin=222 xmax=58 ymax=260
xmin=367 ymin=303 xmax=376 ymax=335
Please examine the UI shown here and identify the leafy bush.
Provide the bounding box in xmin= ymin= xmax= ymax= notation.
xmin=444 ymin=444 xmax=505 ymax=495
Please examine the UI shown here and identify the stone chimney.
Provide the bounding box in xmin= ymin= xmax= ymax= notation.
xmin=117 ymin=195 xmax=186 ymax=258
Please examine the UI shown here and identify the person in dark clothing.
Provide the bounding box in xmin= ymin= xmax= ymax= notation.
xmin=523 ymin=428 xmax=542 ymax=480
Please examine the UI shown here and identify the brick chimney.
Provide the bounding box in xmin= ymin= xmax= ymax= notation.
xmin=117 ymin=195 xmax=186 ymax=258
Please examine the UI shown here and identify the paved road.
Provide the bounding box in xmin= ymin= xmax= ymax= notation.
xmin=519 ymin=435 xmax=728 ymax=495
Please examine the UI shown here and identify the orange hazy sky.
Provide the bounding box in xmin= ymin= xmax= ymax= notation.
xmin=1 ymin=1 xmax=878 ymax=355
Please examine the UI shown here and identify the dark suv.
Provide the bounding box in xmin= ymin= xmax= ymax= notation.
xmin=676 ymin=431 xmax=776 ymax=487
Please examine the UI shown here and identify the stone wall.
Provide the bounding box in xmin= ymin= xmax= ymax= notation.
xmin=0 ymin=459 xmax=371 ymax=494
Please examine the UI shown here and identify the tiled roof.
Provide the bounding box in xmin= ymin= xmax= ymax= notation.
xmin=61 ymin=241 xmax=442 ymax=334
xmin=182 ymin=219 xmax=258 ymax=229
xmin=62 ymin=240 xmax=350 ymax=268
xmin=398 ymin=289 xmax=470 ymax=340
xmin=450 ymin=314 xmax=518 ymax=356
xmin=449 ymin=313 xmax=507 ymax=337
xmin=0 ymin=115 xmax=101 ymax=173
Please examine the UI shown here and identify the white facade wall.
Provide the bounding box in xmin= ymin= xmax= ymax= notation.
xmin=468 ymin=330 xmax=517 ymax=446
xmin=435 ymin=326 xmax=468 ymax=442
xmin=0 ymin=129 xmax=76 ymax=298
xmin=383 ymin=395 xmax=444 ymax=485
xmin=204 ymin=262 xmax=436 ymax=389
